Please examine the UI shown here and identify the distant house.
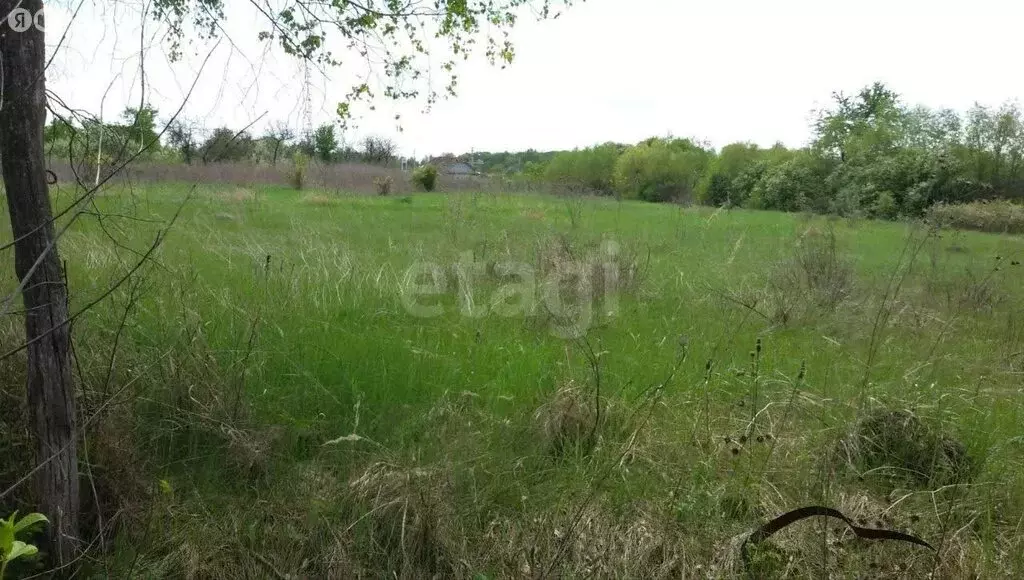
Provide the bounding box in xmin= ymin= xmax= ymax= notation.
xmin=443 ymin=161 xmax=477 ymax=176
xmin=426 ymin=155 xmax=482 ymax=176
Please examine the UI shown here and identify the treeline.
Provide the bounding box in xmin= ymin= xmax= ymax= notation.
xmin=44 ymin=110 xmax=406 ymax=169
xmin=44 ymin=82 xmax=1023 ymax=218
xmin=479 ymin=83 xmax=1024 ymax=217
xmin=466 ymin=150 xmax=560 ymax=174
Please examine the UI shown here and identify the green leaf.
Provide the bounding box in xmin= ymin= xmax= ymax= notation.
xmin=0 ymin=523 xmax=13 ymax=557
xmin=6 ymin=540 xmax=38 ymax=561
xmin=13 ymin=513 xmax=48 ymax=535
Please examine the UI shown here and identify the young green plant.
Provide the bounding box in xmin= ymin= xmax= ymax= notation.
xmin=0 ymin=512 xmax=48 ymax=579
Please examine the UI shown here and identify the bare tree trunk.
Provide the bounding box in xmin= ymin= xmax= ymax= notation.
xmin=0 ymin=0 xmax=80 ymax=566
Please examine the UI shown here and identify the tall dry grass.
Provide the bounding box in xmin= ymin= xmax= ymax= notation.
xmin=47 ymin=159 xmax=523 ymax=195
xmin=928 ymin=200 xmax=1024 ymax=234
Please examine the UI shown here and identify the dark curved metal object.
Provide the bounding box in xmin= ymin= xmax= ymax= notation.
xmin=742 ymin=505 xmax=933 ymax=576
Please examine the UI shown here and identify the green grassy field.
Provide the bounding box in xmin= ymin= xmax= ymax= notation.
xmin=3 ymin=184 xmax=1024 ymax=578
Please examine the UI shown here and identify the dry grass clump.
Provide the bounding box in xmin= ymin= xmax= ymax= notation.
xmin=137 ymin=346 xmax=283 ymax=482
xmin=547 ymin=506 xmax=690 ymax=577
xmin=837 ymin=409 xmax=974 ymax=488
xmin=374 ymin=175 xmax=394 ymax=196
xmin=778 ymin=226 xmax=854 ymax=308
xmin=109 ymin=455 xmax=361 ymax=578
xmin=923 ymin=257 xmax=1012 ymax=316
xmin=534 ymin=380 xmax=597 ymax=455
xmin=292 ymin=461 xmax=343 ymax=505
xmin=479 ymin=503 xmax=691 ymax=578
xmin=213 ymin=211 xmax=238 ymax=222
xmin=522 ymin=208 xmax=546 ymax=221
xmin=534 ymin=235 xmax=646 ymax=306
xmin=940 ymin=267 xmax=1006 ymax=313
xmin=217 ymin=187 xmax=256 ymax=202
xmin=918 ymin=236 xmax=1014 ymax=314
xmin=80 ymin=407 xmax=151 ymax=538
xmin=224 ymin=425 xmax=282 ymax=479
xmin=928 ymin=200 xmax=1024 ymax=234
xmin=764 ymin=225 xmax=855 ymax=324
xmin=523 ymin=235 xmax=646 ymax=336
xmin=300 ymin=193 xmax=338 ymax=206
xmin=134 ymin=493 xmax=354 ymax=579
xmin=348 ymin=461 xmax=455 ymax=577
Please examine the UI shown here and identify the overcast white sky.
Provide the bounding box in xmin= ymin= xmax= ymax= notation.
xmin=44 ymin=0 xmax=1024 ymax=158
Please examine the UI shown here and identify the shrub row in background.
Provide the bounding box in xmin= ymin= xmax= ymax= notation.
xmin=531 ymin=83 xmax=1024 ymax=223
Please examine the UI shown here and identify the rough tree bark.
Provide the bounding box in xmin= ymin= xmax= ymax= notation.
xmin=0 ymin=0 xmax=80 ymax=566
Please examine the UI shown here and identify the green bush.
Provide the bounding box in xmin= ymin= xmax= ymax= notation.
xmin=728 ymin=161 xmax=772 ymax=207
xmin=699 ymin=142 xmax=759 ymax=205
xmin=544 ymin=143 xmax=621 ymax=194
xmin=521 ymin=160 xmax=547 ymax=181
xmin=698 ymin=142 xmax=796 ymax=207
xmin=701 ymin=173 xmax=732 ymax=206
xmin=612 ymin=139 xmax=711 ymax=202
xmin=290 ymin=152 xmax=309 ymax=190
xmin=200 ymin=127 xmax=255 ymax=162
xmin=824 ymin=148 xmax=989 ymax=218
xmin=748 ymin=153 xmax=834 ymax=212
xmin=871 ymin=190 xmax=899 ymax=219
xmin=412 ymin=164 xmax=438 ymax=192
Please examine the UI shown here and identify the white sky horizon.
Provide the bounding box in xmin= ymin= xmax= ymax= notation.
xmin=42 ymin=0 xmax=1024 ymax=158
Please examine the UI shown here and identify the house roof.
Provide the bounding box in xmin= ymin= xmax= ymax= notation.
xmin=442 ymin=161 xmax=477 ymax=174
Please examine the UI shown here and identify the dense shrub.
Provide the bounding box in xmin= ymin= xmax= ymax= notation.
xmin=521 ymin=160 xmax=547 ymax=181
xmin=311 ymin=124 xmax=338 ymax=162
xmin=714 ymin=142 xmax=763 ymax=180
xmin=412 ymin=164 xmax=439 ymax=191
xmin=544 ymin=143 xmax=621 ymax=194
xmin=748 ymin=153 xmax=834 ymax=212
xmin=613 ymin=139 xmax=711 ymax=202
xmin=928 ymin=200 xmax=1024 ymax=234
xmin=200 ymin=127 xmax=255 ymax=162
xmin=362 ymin=136 xmax=398 ymax=165
xmin=728 ymin=161 xmax=772 ymax=207
xmin=827 ymin=148 xmax=992 ymax=218
xmin=699 ymin=143 xmax=759 ymax=205
xmin=699 ymin=143 xmax=796 ymax=207
xmin=702 ymin=173 xmax=732 ymax=206
xmin=290 ymin=152 xmax=309 ymax=190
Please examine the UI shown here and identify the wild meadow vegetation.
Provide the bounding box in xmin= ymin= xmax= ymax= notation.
xmin=5 ymin=0 xmax=1021 ymax=573
xmin=2 ymin=182 xmax=1023 ymax=577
